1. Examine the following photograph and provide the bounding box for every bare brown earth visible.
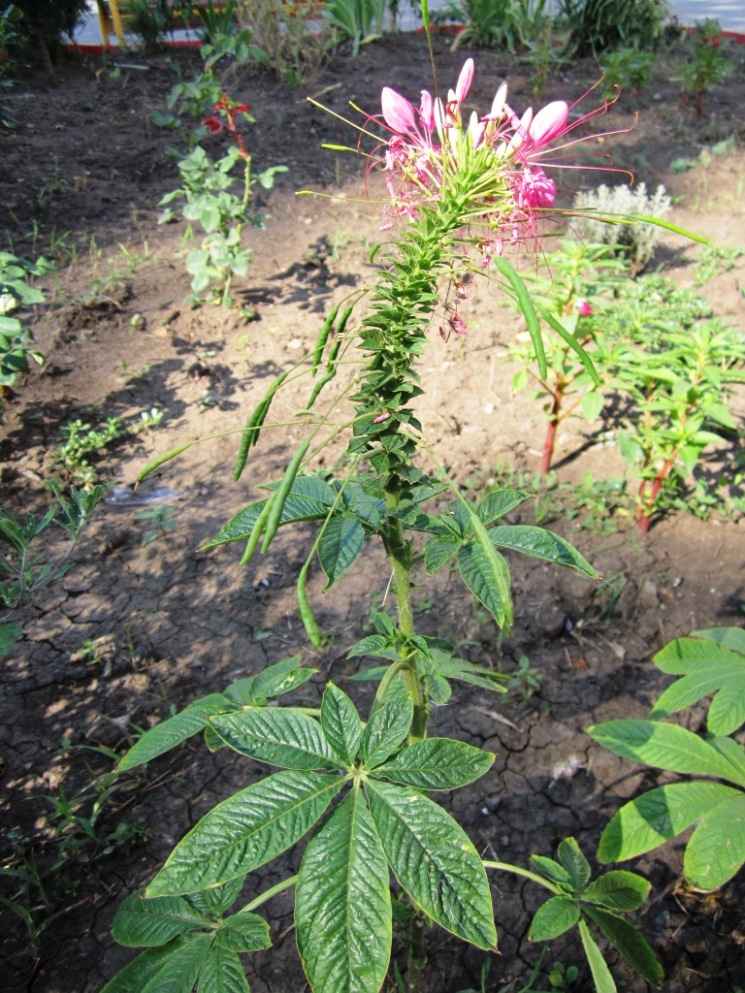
[1,29,745,993]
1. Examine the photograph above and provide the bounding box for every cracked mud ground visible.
[1,30,745,993]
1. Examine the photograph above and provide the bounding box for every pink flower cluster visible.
[377,60,609,257]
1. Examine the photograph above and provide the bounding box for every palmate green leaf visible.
[117,695,236,773]
[458,541,512,630]
[318,513,366,588]
[197,944,250,993]
[582,871,650,912]
[583,907,663,987]
[587,719,745,787]
[578,919,616,993]
[557,838,590,890]
[366,780,497,950]
[201,477,335,550]
[597,781,742,863]
[214,912,271,953]
[296,787,391,993]
[651,633,745,735]
[147,771,344,897]
[120,934,213,993]
[488,525,596,577]
[374,738,494,790]
[684,792,745,890]
[359,698,413,768]
[321,683,363,765]
[113,892,211,947]
[209,709,343,771]
[528,897,580,941]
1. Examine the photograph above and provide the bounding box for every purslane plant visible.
[108,50,666,993]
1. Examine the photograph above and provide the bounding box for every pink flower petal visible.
[419,90,435,132]
[528,101,569,149]
[382,87,418,135]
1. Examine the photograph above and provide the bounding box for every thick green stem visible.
[383,481,428,742]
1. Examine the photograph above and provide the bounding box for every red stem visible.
[636,457,675,533]
[540,382,565,477]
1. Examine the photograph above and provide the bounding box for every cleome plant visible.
[105,20,706,993]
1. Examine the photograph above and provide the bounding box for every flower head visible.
[373,62,620,251]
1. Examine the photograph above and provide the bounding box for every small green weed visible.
[134,505,179,545]
[693,244,743,286]
[54,408,164,483]
[508,654,543,699]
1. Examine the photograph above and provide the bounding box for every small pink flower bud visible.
[488,81,508,121]
[455,59,475,104]
[574,298,593,316]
